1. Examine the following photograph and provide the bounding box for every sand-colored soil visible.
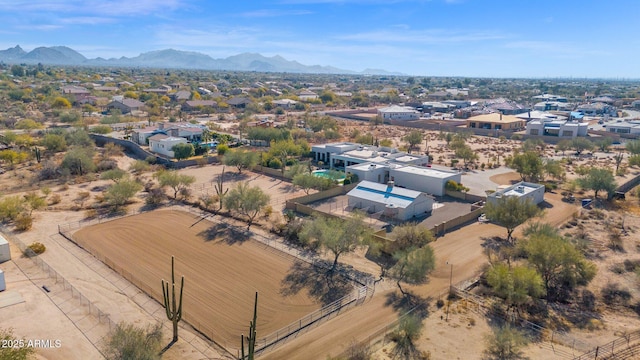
[72,210,320,351]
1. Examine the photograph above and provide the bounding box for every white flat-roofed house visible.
[273,99,298,109]
[347,180,434,221]
[526,119,588,138]
[487,182,545,206]
[377,105,420,121]
[606,121,640,136]
[346,163,460,197]
[148,134,188,158]
[389,166,461,197]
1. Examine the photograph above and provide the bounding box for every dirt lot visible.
[72,209,320,352]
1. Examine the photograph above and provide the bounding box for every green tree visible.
[65,129,95,147]
[15,119,43,130]
[483,325,528,360]
[577,167,616,199]
[389,314,425,360]
[390,224,434,252]
[596,137,613,153]
[223,149,259,174]
[484,197,542,244]
[268,139,303,175]
[105,179,142,212]
[223,182,270,229]
[544,159,565,181]
[292,173,333,194]
[41,134,67,152]
[301,213,371,273]
[455,144,479,168]
[23,192,46,216]
[59,111,82,124]
[486,263,545,312]
[0,328,36,360]
[102,322,162,360]
[171,143,194,160]
[506,151,544,182]
[101,168,128,183]
[571,137,594,155]
[389,246,436,296]
[60,147,96,175]
[51,96,71,108]
[154,170,196,199]
[0,150,28,168]
[524,233,597,301]
[625,139,640,155]
[403,131,423,154]
[555,139,572,156]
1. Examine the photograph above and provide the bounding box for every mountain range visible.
[0,45,403,76]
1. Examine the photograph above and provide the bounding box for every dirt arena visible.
[72,210,320,352]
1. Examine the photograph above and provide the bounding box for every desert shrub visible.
[436,299,445,308]
[38,160,58,180]
[624,259,640,272]
[511,134,522,140]
[48,194,61,205]
[608,228,624,251]
[96,159,118,172]
[263,205,273,218]
[601,283,632,307]
[27,241,46,254]
[178,187,191,200]
[217,144,229,155]
[14,213,33,231]
[579,289,597,312]
[130,160,151,174]
[145,188,166,207]
[84,209,98,219]
[144,156,157,164]
[90,125,112,134]
[195,157,208,167]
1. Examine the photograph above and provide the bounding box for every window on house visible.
[562,130,573,137]
[530,129,539,135]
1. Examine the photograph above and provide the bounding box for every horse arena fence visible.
[58,204,375,357]
[3,228,117,358]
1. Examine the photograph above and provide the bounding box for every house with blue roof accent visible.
[346,180,434,221]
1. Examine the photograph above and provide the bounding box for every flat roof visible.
[347,180,425,208]
[467,113,524,124]
[392,165,458,179]
[0,234,7,245]
[491,182,543,198]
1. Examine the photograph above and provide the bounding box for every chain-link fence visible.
[4,229,117,358]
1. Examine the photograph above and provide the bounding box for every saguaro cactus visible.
[241,292,258,360]
[33,147,41,163]
[162,256,184,342]
[215,166,229,212]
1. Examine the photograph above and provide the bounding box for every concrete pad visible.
[0,290,25,309]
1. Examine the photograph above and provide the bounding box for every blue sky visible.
[1,0,639,78]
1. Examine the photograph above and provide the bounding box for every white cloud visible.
[335,28,508,43]
[0,0,188,16]
[239,9,313,18]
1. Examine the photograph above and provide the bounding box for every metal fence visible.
[251,285,373,357]
[58,203,376,357]
[4,228,117,358]
[451,286,587,359]
[572,330,640,360]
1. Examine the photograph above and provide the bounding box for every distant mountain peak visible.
[0,45,404,76]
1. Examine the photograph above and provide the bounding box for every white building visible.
[377,105,420,121]
[148,134,188,158]
[526,120,588,138]
[0,234,10,263]
[487,182,545,206]
[389,166,461,197]
[347,181,434,221]
[606,121,640,136]
[311,142,430,170]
